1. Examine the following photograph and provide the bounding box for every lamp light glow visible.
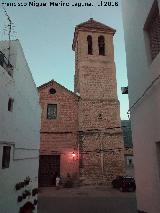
[72,152,76,158]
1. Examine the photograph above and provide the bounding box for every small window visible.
[47,104,57,119]
[144,0,160,60]
[98,36,105,56]
[2,146,11,169]
[98,113,102,120]
[49,88,56,95]
[8,98,14,112]
[87,35,93,55]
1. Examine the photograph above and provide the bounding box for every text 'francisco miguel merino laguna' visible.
[2,1,75,7]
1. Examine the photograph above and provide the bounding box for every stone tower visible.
[72,18,124,184]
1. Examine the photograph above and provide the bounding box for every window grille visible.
[47,104,57,119]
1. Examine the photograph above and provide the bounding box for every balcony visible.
[0,51,13,77]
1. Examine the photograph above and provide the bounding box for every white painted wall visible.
[122,1,160,212]
[0,40,41,213]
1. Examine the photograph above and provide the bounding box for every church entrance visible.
[38,155,60,187]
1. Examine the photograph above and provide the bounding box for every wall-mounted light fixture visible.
[72,152,76,158]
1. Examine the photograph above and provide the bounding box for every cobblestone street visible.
[38,186,137,213]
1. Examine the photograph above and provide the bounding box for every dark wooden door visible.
[38,155,60,187]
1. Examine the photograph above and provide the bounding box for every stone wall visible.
[79,132,124,184]
[73,20,125,184]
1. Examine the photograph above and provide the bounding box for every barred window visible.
[144,0,160,60]
[47,104,57,119]
[2,146,11,169]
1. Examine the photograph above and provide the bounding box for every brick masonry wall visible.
[39,83,78,133]
[39,81,79,177]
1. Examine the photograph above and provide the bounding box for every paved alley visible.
[38,186,137,213]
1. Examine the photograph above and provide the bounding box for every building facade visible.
[121,120,134,177]
[0,40,41,213]
[39,19,125,186]
[38,80,79,186]
[122,0,160,212]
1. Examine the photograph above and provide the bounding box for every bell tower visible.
[73,18,124,184]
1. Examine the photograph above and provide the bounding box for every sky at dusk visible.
[0,0,129,119]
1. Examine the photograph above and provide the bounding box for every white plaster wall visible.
[0,40,41,213]
[122,1,160,212]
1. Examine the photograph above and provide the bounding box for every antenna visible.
[2,6,14,65]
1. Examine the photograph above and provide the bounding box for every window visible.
[2,146,11,169]
[8,98,14,112]
[144,0,160,60]
[47,104,57,119]
[49,88,56,95]
[87,35,93,55]
[98,36,105,55]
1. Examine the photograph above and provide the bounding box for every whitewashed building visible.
[0,40,41,213]
[122,0,160,212]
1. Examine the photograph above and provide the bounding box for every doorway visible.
[38,155,60,187]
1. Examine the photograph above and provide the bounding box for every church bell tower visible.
[72,18,125,184]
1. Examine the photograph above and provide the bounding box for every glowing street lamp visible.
[72,152,76,158]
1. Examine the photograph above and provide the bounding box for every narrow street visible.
[38,186,137,213]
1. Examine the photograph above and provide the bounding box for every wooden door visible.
[38,155,60,187]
